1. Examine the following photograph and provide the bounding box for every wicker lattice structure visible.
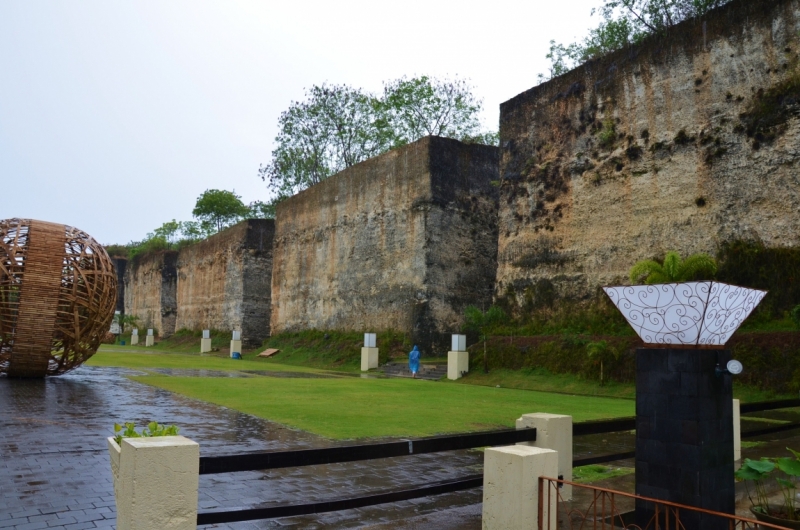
[0,218,117,377]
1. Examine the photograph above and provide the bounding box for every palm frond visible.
[677,253,717,281]
[629,260,663,283]
[662,251,682,281]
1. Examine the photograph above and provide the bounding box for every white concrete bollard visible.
[361,333,379,371]
[230,330,242,358]
[200,330,211,354]
[447,351,469,380]
[361,348,379,371]
[733,398,741,461]
[517,413,573,500]
[482,445,558,530]
[131,329,139,346]
[145,329,154,347]
[447,334,468,380]
[107,436,199,530]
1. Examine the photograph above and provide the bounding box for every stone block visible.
[635,348,734,530]
[145,335,154,347]
[447,350,469,380]
[361,347,379,371]
[230,339,242,357]
[200,338,212,354]
[482,445,557,530]
[108,435,199,530]
[516,412,573,500]
[131,334,139,345]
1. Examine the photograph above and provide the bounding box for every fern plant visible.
[629,251,717,284]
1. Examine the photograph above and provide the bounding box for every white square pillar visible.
[130,332,139,346]
[517,412,573,500]
[447,351,469,380]
[733,398,741,461]
[482,445,558,530]
[361,347,379,371]
[145,336,154,347]
[108,436,199,530]
[200,330,211,353]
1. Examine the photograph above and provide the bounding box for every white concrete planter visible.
[107,437,122,499]
[107,435,199,530]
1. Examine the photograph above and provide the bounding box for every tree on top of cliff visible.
[381,76,496,148]
[192,189,250,233]
[259,76,496,197]
[629,251,718,284]
[540,0,731,80]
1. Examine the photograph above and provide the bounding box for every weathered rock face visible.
[124,251,177,336]
[112,258,126,314]
[175,220,274,347]
[497,0,800,306]
[271,136,499,352]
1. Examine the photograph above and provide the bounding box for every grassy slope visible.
[130,374,635,440]
[457,368,791,402]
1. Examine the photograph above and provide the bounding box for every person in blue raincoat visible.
[408,345,421,379]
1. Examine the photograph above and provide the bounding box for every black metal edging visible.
[199,427,536,475]
[196,474,484,525]
[740,398,800,414]
[573,451,637,467]
[742,423,800,438]
[573,417,636,436]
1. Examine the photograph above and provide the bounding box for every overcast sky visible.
[1,0,600,245]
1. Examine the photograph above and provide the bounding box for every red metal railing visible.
[538,477,790,530]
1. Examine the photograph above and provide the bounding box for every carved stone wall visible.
[497,0,800,305]
[175,220,273,347]
[270,136,499,352]
[124,251,177,336]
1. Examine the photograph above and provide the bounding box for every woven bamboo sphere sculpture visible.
[0,218,117,377]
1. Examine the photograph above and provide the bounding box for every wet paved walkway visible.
[0,366,485,529]
[5,364,794,529]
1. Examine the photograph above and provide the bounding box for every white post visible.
[517,413,573,500]
[131,329,139,346]
[200,330,211,354]
[361,333,379,371]
[107,436,199,530]
[230,330,242,358]
[733,398,741,461]
[447,334,469,380]
[482,445,558,530]
[145,329,154,347]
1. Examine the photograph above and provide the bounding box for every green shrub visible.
[113,421,179,445]
[717,240,800,317]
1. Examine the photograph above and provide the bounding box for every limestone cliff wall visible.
[124,251,177,336]
[497,0,800,304]
[112,258,126,314]
[271,136,499,351]
[175,219,273,346]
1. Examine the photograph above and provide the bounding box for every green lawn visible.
[89,348,321,373]
[130,373,635,440]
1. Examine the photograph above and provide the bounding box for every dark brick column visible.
[635,347,734,530]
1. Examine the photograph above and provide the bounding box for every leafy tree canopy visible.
[629,250,717,284]
[260,76,496,197]
[540,0,731,80]
[192,189,250,233]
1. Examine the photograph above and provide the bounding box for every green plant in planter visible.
[735,448,800,521]
[113,421,180,445]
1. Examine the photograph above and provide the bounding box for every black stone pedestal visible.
[635,348,734,530]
